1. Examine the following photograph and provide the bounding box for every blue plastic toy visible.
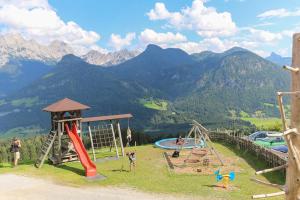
[214,170,235,188]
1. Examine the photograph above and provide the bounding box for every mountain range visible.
[0,43,290,136]
[0,34,138,97]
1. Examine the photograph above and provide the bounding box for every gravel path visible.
[0,174,199,200]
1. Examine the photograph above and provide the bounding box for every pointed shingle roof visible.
[43,98,90,112]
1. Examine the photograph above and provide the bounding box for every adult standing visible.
[10,137,21,167]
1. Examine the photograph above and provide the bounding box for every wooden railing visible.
[208,131,287,169]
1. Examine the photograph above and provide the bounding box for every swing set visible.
[82,114,133,162]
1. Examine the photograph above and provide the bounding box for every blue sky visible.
[1,0,300,56]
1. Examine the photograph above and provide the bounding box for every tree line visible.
[0,129,170,164]
[0,122,279,164]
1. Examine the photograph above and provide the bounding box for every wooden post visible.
[88,123,96,162]
[58,122,62,163]
[277,93,288,130]
[116,121,125,157]
[79,120,83,140]
[186,126,195,139]
[285,33,300,200]
[111,124,119,159]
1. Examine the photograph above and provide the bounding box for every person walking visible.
[10,137,21,167]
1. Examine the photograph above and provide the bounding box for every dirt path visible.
[0,174,199,200]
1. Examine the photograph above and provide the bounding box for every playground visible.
[0,97,286,200]
[0,144,284,200]
[2,34,300,199]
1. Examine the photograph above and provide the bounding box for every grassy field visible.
[241,117,283,130]
[140,99,168,111]
[0,143,284,200]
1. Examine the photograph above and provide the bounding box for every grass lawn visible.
[0,143,284,200]
[241,117,283,130]
[140,99,168,111]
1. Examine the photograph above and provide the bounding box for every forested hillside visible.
[0,45,290,135]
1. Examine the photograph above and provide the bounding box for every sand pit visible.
[165,148,242,175]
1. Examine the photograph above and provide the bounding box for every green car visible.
[254,137,286,148]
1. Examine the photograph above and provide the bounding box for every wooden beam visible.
[255,164,288,175]
[116,121,125,157]
[111,124,119,159]
[54,118,82,123]
[277,93,288,130]
[283,128,299,136]
[82,114,133,123]
[278,91,300,96]
[252,191,285,199]
[251,178,285,190]
[283,65,300,73]
[58,122,62,163]
[192,120,209,132]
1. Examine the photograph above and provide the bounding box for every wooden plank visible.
[82,114,133,123]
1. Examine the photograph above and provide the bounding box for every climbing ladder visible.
[35,131,57,168]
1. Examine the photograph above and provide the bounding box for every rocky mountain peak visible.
[82,48,140,66]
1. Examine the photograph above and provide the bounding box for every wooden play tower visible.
[252,33,300,199]
[35,98,90,168]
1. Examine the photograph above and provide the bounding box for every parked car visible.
[254,137,286,148]
[271,145,288,153]
[248,131,282,141]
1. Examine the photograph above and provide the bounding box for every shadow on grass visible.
[0,160,35,168]
[203,184,218,188]
[19,160,35,165]
[215,141,285,185]
[57,164,85,176]
[111,168,130,173]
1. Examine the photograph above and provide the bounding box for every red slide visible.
[65,123,97,177]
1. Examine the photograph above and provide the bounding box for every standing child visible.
[126,151,136,172]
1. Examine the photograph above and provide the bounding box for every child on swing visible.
[126,151,136,172]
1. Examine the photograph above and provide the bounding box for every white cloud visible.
[258,8,300,19]
[139,29,187,45]
[169,37,237,54]
[170,36,268,56]
[199,37,237,52]
[248,28,282,43]
[277,48,289,57]
[0,0,102,54]
[109,32,136,51]
[252,50,269,57]
[147,0,237,37]
[170,41,203,54]
[137,27,283,57]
